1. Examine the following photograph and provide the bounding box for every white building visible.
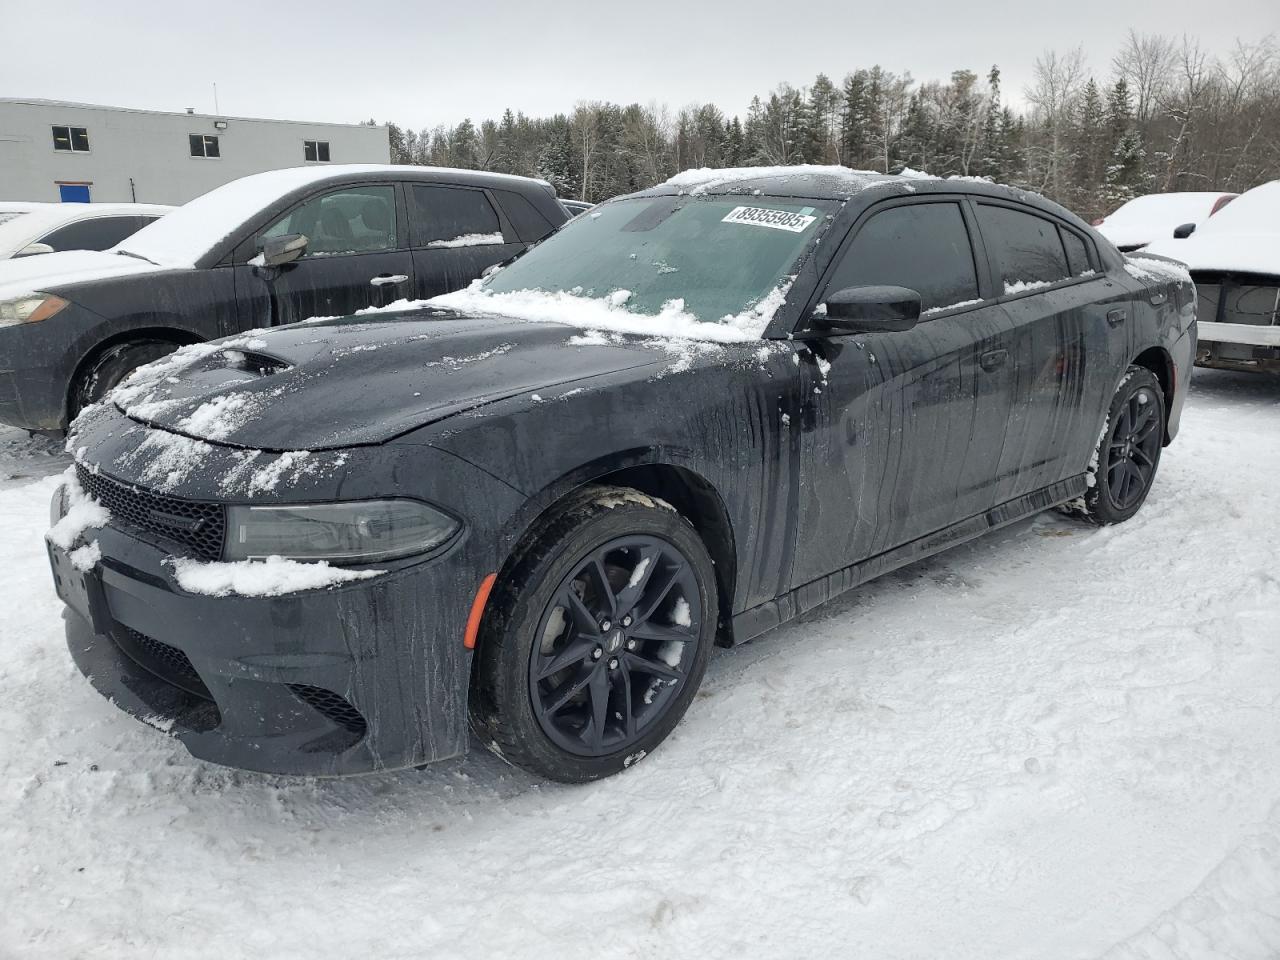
[0,98,391,205]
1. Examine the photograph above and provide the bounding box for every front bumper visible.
[50,522,479,775]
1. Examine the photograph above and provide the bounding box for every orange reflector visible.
[463,573,497,650]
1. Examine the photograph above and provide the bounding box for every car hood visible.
[0,249,169,300]
[1144,232,1279,277]
[113,309,665,450]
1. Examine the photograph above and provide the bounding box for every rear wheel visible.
[470,485,717,782]
[69,340,182,422]
[1061,365,1165,525]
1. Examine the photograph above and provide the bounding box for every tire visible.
[1060,365,1165,525]
[69,340,182,422]
[470,484,718,782]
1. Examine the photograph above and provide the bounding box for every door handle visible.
[370,274,409,287]
[1148,292,1167,306]
[979,348,1008,371]
[1107,308,1127,326]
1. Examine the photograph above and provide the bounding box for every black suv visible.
[0,165,568,432]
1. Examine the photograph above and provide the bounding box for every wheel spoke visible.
[535,637,597,681]
[618,660,637,739]
[543,668,593,716]
[629,620,696,645]
[635,560,685,623]
[586,665,610,751]
[624,650,682,681]
[1133,414,1160,443]
[613,543,661,616]
[562,590,602,638]
[1130,446,1154,469]
[583,555,617,619]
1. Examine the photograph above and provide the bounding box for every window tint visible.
[304,140,331,162]
[38,216,144,252]
[825,201,979,312]
[1060,227,1091,275]
[190,134,220,158]
[262,185,398,256]
[52,126,90,152]
[977,203,1071,292]
[410,186,502,246]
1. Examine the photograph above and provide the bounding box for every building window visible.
[190,134,221,158]
[304,140,331,162]
[52,126,90,152]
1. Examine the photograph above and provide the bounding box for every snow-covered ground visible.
[2,370,1278,959]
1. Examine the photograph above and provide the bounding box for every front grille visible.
[78,465,225,561]
[288,684,368,736]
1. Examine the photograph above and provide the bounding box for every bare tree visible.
[1026,46,1087,197]
[1113,30,1177,123]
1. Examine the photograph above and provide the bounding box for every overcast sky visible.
[3,0,1276,130]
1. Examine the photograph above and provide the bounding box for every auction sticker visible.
[722,206,817,233]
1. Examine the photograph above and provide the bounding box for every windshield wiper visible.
[115,249,159,265]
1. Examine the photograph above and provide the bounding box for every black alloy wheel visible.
[1062,365,1166,525]
[529,535,702,757]
[470,485,717,782]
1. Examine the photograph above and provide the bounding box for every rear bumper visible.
[49,521,477,776]
[1195,321,1280,373]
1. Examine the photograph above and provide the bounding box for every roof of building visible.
[0,97,386,130]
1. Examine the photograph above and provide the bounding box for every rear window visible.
[39,216,147,253]
[1060,228,1092,275]
[495,190,556,243]
[411,186,503,246]
[977,203,1071,292]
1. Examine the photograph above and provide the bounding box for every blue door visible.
[58,183,91,203]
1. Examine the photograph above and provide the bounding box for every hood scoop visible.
[219,347,294,378]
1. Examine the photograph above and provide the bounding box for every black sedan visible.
[49,168,1195,782]
[0,165,567,433]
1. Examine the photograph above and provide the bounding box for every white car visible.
[0,202,173,260]
[1145,180,1279,372]
[1094,192,1237,252]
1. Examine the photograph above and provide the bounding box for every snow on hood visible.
[426,281,785,342]
[1096,192,1230,249]
[1143,181,1280,275]
[104,311,670,450]
[0,249,164,301]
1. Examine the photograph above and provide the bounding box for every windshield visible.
[484,195,834,325]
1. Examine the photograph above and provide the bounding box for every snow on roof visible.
[115,164,547,269]
[1144,181,1279,275]
[663,164,889,195]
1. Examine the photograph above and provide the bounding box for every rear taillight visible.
[1209,194,1237,216]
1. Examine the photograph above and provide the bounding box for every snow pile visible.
[665,164,879,195]
[46,468,109,550]
[68,541,101,572]
[1123,255,1193,285]
[1004,279,1053,295]
[429,280,787,342]
[176,392,269,442]
[170,555,383,598]
[922,298,983,317]
[426,232,504,249]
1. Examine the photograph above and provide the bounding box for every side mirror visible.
[1172,222,1196,239]
[13,242,55,258]
[256,233,308,268]
[815,285,921,334]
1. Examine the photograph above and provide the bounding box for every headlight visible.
[0,294,69,327]
[224,499,459,563]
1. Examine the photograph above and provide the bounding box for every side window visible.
[262,185,398,256]
[976,203,1071,292]
[825,201,979,313]
[38,216,144,252]
[410,185,503,247]
[1060,227,1092,276]
[494,190,555,243]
